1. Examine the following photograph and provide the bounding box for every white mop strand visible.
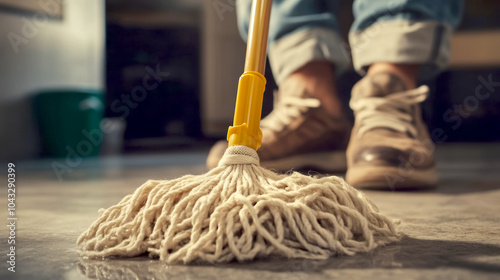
[77,145,400,264]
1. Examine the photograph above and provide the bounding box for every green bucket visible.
[33,90,105,158]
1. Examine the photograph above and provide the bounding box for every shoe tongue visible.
[352,73,408,100]
[280,77,312,99]
[273,79,310,107]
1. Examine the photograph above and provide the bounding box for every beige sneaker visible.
[207,77,351,172]
[346,73,437,190]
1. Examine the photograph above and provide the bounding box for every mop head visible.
[78,145,400,264]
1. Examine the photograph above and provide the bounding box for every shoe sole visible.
[261,150,347,172]
[346,165,438,190]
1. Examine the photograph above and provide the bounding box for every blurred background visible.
[0,0,499,163]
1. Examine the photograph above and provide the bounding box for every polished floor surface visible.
[1,143,500,280]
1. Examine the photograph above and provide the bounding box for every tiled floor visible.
[1,143,499,280]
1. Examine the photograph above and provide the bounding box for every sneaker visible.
[346,73,437,190]
[207,77,351,172]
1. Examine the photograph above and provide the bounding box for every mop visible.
[77,0,400,264]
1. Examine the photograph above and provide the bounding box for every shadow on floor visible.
[76,236,500,279]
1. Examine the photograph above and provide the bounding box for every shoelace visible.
[260,91,321,131]
[349,85,429,138]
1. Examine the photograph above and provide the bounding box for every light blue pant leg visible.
[349,0,465,79]
[236,0,347,85]
[236,0,464,82]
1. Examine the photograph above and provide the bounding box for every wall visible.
[0,0,105,161]
[201,1,247,137]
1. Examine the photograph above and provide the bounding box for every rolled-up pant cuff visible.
[268,28,349,85]
[349,20,453,80]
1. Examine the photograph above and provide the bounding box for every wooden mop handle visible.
[227,0,272,150]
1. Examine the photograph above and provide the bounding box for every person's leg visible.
[346,0,465,189]
[350,0,464,79]
[236,0,347,115]
[208,0,350,171]
[237,0,346,81]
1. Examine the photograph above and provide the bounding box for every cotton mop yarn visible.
[78,145,401,264]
